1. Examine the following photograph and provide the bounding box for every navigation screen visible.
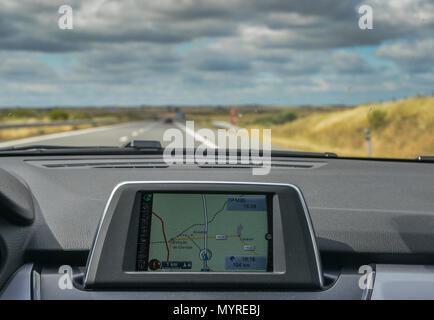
[136,192,272,272]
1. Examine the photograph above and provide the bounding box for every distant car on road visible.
[164,117,173,124]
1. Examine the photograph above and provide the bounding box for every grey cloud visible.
[197,58,251,72]
[0,0,433,52]
[0,56,58,81]
[0,0,432,106]
[331,51,374,74]
[375,38,434,72]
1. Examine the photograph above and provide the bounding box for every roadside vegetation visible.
[0,124,101,141]
[0,107,157,142]
[0,107,147,123]
[0,96,432,159]
[184,95,434,159]
[262,96,433,158]
[249,110,298,125]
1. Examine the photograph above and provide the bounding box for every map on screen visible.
[142,193,271,272]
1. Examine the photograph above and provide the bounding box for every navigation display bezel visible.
[84,181,324,289]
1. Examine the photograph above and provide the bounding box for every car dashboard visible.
[0,153,434,300]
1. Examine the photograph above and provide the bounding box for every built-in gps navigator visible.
[137,193,272,272]
[84,181,323,289]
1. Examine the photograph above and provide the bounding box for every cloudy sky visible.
[0,0,433,107]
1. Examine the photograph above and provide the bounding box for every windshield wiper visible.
[271,150,338,158]
[121,140,162,149]
[0,141,334,158]
[0,145,114,152]
[0,140,163,154]
[416,156,434,162]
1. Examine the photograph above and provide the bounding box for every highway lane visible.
[0,120,285,150]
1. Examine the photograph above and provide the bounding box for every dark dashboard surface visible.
[1,154,433,262]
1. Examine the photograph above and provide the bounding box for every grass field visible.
[0,123,105,141]
[269,97,434,158]
[185,96,434,159]
[0,107,163,142]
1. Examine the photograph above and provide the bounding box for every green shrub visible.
[368,109,387,129]
[7,109,37,118]
[253,110,298,125]
[124,112,144,120]
[47,109,70,121]
[73,112,92,120]
[272,110,298,124]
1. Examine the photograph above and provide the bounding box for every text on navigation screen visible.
[136,193,272,272]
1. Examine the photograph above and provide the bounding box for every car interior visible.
[0,148,433,300]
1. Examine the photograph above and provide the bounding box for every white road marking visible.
[175,122,218,149]
[139,128,145,133]
[131,131,138,137]
[119,136,129,143]
[0,124,126,148]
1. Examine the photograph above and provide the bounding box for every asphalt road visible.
[0,120,285,150]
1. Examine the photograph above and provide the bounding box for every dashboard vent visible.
[199,162,316,169]
[26,159,326,170]
[26,159,169,169]
[48,162,169,169]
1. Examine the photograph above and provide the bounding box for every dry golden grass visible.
[0,123,99,141]
[186,97,434,159]
[264,97,434,158]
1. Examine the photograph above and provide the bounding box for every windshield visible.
[0,1,433,159]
